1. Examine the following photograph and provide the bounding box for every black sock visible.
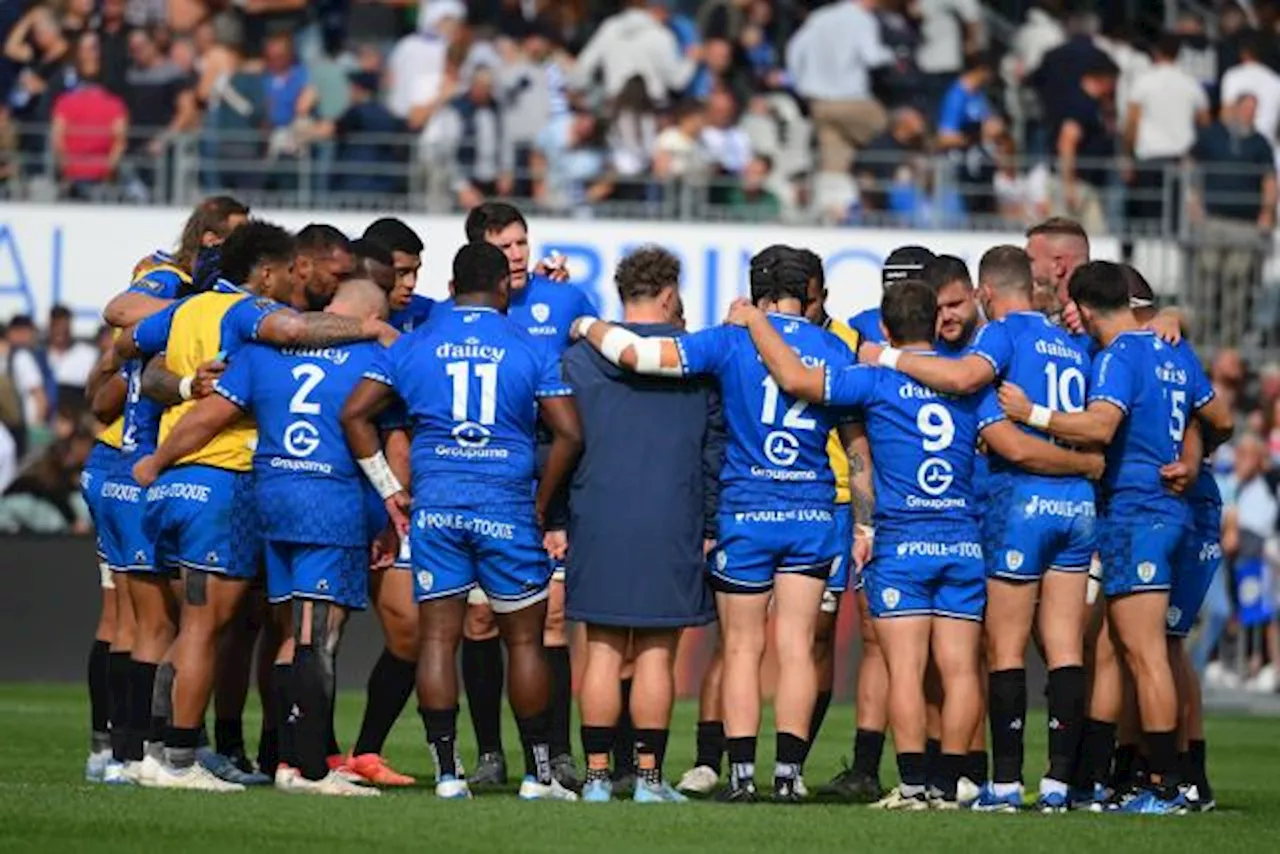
[88,640,111,751]
[988,668,1027,784]
[127,660,157,762]
[1074,718,1117,789]
[545,645,572,758]
[215,717,244,758]
[726,736,757,788]
[924,738,942,785]
[695,720,725,772]
[803,690,833,765]
[108,651,131,760]
[1113,742,1139,789]
[581,725,614,783]
[614,678,635,775]
[965,750,989,786]
[853,728,885,779]
[774,731,806,782]
[932,753,966,800]
[1144,730,1181,794]
[1189,739,1211,800]
[634,727,669,784]
[420,706,461,780]
[516,709,552,784]
[267,663,294,772]
[896,751,926,789]
[353,648,416,757]
[293,647,330,782]
[1046,665,1085,785]
[462,637,505,755]
[164,725,200,769]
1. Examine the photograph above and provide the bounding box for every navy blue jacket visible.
[562,322,723,628]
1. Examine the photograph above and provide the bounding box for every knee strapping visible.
[152,661,176,722]
[293,600,342,680]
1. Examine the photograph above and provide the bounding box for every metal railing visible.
[3,121,1278,360]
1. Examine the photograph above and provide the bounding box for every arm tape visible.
[357,451,404,500]
[178,375,194,401]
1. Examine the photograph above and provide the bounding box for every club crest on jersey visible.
[1005,550,1024,571]
[715,550,727,571]
[316,578,329,592]
[1166,606,1181,628]
[881,588,900,609]
[206,551,220,565]
[532,303,551,324]
[1137,561,1156,584]
[417,570,433,592]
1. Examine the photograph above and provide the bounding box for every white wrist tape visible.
[357,451,404,500]
[634,336,683,376]
[878,347,902,371]
[575,317,597,339]
[599,325,639,365]
[856,524,875,538]
[178,375,195,401]
[1028,404,1053,429]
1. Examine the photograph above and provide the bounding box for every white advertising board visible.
[0,204,1121,334]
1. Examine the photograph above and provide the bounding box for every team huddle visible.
[78,199,1226,815]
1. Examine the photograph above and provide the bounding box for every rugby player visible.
[364,217,431,332]
[847,245,936,348]
[675,246,869,800]
[134,277,394,797]
[574,250,855,803]
[339,225,422,786]
[730,280,1102,809]
[91,198,251,785]
[292,225,357,311]
[871,246,1098,811]
[1116,265,1232,810]
[459,202,596,788]
[119,221,396,791]
[342,241,583,801]
[998,261,1207,814]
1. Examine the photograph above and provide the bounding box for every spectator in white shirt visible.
[785,0,892,176]
[4,316,48,434]
[1221,33,1280,164]
[572,0,697,109]
[1124,34,1211,227]
[700,88,752,178]
[916,0,984,111]
[385,0,465,127]
[45,306,98,409]
[653,99,709,182]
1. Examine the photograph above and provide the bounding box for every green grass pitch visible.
[1,684,1277,852]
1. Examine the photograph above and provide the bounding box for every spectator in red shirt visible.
[50,33,128,196]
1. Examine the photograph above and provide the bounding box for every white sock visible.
[993,781,1022,797]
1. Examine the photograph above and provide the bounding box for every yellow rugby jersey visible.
[824,317,861,505]
[136,283,284,471]
[97,417,124,449]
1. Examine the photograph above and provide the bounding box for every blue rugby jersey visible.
[824,357,995,536]
[365,305,572,510]
[677,314,855,511]
[214,341,386,546]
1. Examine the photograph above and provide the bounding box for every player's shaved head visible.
[452,241,511,301]
[978,245,1033,298]
[881,280,937,345]
[328,277,388,321]
[1026,217,1090,312]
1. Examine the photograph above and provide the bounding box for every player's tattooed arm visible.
[571,317,682,376]
[981,420,1105,480]
[841,422,875,526]
[259,310,399,349]
[132,395,242,487]
[725,298,826,402]
[535,396,583,529]
[141,353,184,405]
[890,351,995,396]
[998,382,1121,446]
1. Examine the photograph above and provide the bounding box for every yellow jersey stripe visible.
[824,318,860,505]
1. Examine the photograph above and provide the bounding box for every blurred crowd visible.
[0,308,109,534]
[0,1,1275,230]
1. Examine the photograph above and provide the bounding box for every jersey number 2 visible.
[290,364,325,414]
